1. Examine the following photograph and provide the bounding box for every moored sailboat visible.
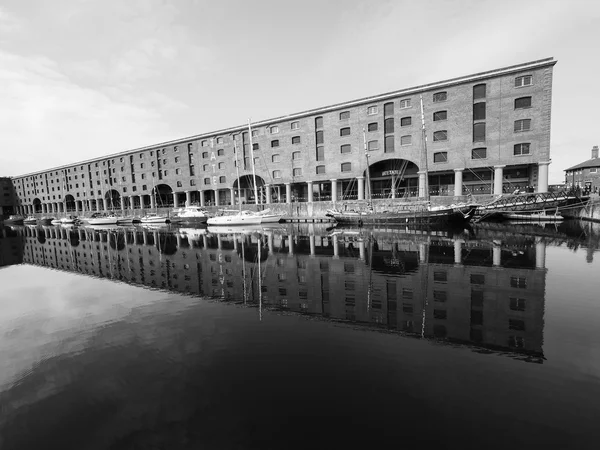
[326,95,478,226]
[140,178,170,224]
[207,120,283,226]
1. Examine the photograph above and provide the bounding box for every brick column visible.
[213,189,219,207]
[173,192,180,208]
[200,191,205,207]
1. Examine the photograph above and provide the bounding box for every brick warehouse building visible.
[564,145,600,194]
[8,58,556,216]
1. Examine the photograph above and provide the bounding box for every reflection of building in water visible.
[0,227,24,268]
[13,225,546,361]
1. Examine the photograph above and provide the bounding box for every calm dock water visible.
[0,221,599,449]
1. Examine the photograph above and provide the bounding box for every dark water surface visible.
[1,221,599,449]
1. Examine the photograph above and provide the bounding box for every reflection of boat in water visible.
[501,211,564,221]
[3,215,25,225]
[178,227,208,241]
[207,223,287,236]
[37,217,54,225]
[23,216,37,225]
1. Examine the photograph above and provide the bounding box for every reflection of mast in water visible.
[241,234,248,305]
[258,232,262,322]
[420,239,429,339]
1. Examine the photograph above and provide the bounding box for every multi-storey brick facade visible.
[8,58,556,216]
[2,225,547,359]
[564,145,600,194]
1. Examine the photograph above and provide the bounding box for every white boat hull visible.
[207,214,262,226]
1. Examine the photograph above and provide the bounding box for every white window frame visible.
[515,75,533,88]
[399,99,411,109]
[270,126,279,134]
[291,121,300,130]
[367,105,378,115]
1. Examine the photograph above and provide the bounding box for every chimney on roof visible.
[593,146,599,159]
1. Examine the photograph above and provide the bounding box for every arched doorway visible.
[33,198,42,214]
[152,184,173,207]
[64,194,76,212]
[367,158,420,199]
[105,189,121,210]
[234,175,267,205]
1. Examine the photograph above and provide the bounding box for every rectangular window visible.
[509,297,526,311]
[316,146,324,161]
[252,129,258,137]
[290,121,300,130]
[269,140,279,148]
[340,144,351,153]
[433,130,448,142]
[367,140,379,151]
[252,143,259,151]
[433,110,447,121]
[400,116,411,126]
[292,136,301,144]
[217,149,224,156]
[293,168,302,176]
[316,165,326,174]
[514,119,532,132]
[190,179,196,186]
[470,273,485,285]
[272,154,280,163]
[399,99,411,109]
[473,123,486,142]
[340,127,351,136]
[270,125,279,134]
[368,122,378,132]
[216,137,223,144]
[433,152,448,163]
[400,135,412,146]
[219,176,226,183]
[433,91,447,102]
[292,151,301,160]
[316,130,324,144]
[515,96,532,109]
[202,152,209,158]
[315,116,323,128]
[204,177,210,185]
[273,170,282,178]
[367,106,378,115]
[510,276,527,288]
[384,102,394,116]
[339,111,350,120]
[473,84,486,99]
[189,165,195,176]
[515,75,533,87]
[384,117,394,134]
[175,168,181,175]
[473,102,486,121]
[384,135,395,153]
[341,162,351,172]
[472,148,487,159]
[434,271,447,282]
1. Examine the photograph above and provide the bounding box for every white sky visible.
[1,0,599,184]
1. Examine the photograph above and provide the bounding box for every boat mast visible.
[233,136,242,213]
[248,119,260,206]
[363,128,372,203]
[419,94,430,202]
